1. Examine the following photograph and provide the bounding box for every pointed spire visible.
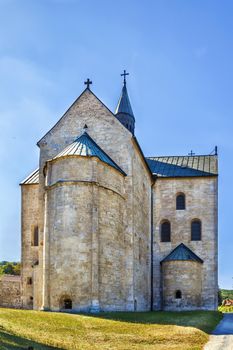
[115,70,135,134]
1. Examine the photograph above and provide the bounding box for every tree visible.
[2,262,14,275]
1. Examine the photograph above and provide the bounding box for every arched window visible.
[176,193,185,210]
[32,226,39,246]
[191,220,202,241]
[161,221,171,242]
[175,290,182,299]
[63,299,72,310]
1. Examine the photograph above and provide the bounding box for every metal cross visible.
[84,78,92,89]
[188,150,195,156]
[121,70,129,85]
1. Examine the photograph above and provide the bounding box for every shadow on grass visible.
[0,327,61,350]
[83,310,222,334]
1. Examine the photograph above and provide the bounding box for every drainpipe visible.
[150,186,153,311]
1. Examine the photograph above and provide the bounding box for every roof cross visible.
[188,150,195,156]
[121,70,129,85]
[84,78,92,89]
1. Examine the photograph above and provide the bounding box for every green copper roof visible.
[161,243,203,264]
[146,155,218,177]
[115,84,135,119]
[53,131,126,176]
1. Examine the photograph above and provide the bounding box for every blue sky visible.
[0,0,232,288]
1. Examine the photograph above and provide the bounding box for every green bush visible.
[0,262,21,276]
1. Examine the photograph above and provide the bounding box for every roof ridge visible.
[146,154,217,159]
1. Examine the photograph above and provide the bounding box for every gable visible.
[36,88,136,176]
[37,88,130,149]
[38,88,125,146]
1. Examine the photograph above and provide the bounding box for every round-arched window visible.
[191,219,202,241]
[63,299,72,310]
[176,194,185,210]
[161,221,171,242]
[175,290,182,299]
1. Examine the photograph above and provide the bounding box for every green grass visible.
[0,308,222,350]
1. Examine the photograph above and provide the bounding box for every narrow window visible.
[64,299,72,310]
[191,220,202,241]
[27,277,32,285]
[139,237,142,263]
[175,290,182,299]
[176,194,185,210]
[161,221,171,242]
[32,226,39,246]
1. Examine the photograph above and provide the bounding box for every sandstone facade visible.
[18,82,218,312]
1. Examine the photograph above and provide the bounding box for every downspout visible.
[150,178,156,311]
[150,184,154,311]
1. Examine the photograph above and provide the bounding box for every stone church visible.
[20,73,218,312]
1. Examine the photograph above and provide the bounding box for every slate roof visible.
[146,155,218,178]
[115,84,135,119]
[20,168,39,185]
[53,131,126,176]
[161,243,203,264]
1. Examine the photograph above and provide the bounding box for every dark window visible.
[27,277,32,285]
[64,299,72,309]
[176,194,185,210]
[175,290,182,299]
[161,221,171,242]
[191,220,202,241]
[32,226,39,246]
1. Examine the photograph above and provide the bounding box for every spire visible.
[115,70,135,135]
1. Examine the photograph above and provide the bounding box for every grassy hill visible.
[0,308,222,350]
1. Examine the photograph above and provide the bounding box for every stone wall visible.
[42,155,128,311]
[0,275,21,308]
[162,260,202,310]
[35,89,152,312]
[21,183,39,309]
[153,176,218,310]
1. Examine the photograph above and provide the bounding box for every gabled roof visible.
[53,131,126,176]
[146,155,218,178]
[161,243,203,264]
[115,84,135,119]
[20,168,39,185]
[37,88,119,147]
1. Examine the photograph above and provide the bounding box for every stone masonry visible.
[17,80,218,312]
[0,275,21,308]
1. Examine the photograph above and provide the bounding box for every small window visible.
[176,194,185,210]
[191,220,202,241]
[27,277,32,285]
[139,237,142,263]
[64,299,72,310]
[32,226,39,246]
[161,221,171,242]
[175,290,182,299]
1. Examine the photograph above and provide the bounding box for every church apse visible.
[41,131,127,312]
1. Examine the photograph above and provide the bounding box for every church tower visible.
[115,70,135,135]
